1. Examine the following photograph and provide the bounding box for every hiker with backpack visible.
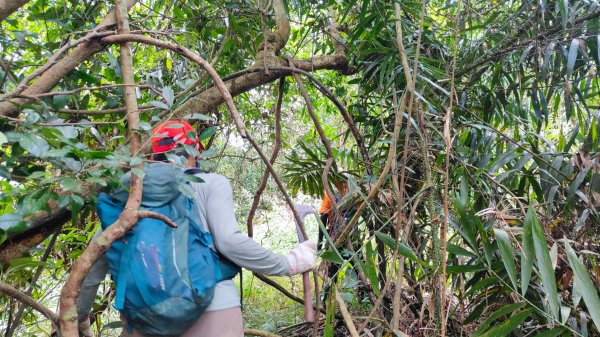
[77,120,317,337]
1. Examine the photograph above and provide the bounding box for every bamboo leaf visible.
[375,231,428,267]
[559,0,569,30]
[541,43,555,77]
[567,39,579,77]
[530,327,567,337]
[531,209,560,320]
[521,208,535,296]
[472,302,526,336]
[564,240,600,332]
[479,308,533,337]
[494,229,519,291]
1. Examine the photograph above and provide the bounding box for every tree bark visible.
[0,0,138,118]
[0,0,29,22]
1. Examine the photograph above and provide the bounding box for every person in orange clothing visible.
[318,178,349,250]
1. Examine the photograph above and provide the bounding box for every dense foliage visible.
[1,0,599,336]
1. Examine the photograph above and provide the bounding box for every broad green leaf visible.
[199,126,217,141]
[131,168,146,180]
[150,100,170,110]
[163,87,174,106]
[0,213,25,232]
[60,178,83,193]
[494,229,518,291]
[19,133,49,157]
[447,243,476,257]
[479,309,532,337]
[521,208,535,296]
[564,240,600,332]
[531,209,560,320]
[320,251,344,264]
[183,113,215,122]
[0,131,7,146]
[473,302,526,336]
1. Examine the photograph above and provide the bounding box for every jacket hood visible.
[111,163,186,207]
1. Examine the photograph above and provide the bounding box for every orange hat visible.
[151,120,203,153]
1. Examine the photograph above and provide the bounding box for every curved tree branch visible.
[0,0,138,118]
[0,283,59,324]
[0,0,29,22]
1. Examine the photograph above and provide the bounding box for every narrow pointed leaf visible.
[479,309,533,337]
[564,240,600,332]
[472,302,526,336]
[494,229,519,291]
[531,210,560,320]
[567,39,579,77]
[530,328,567,337]
[521,208,535,296]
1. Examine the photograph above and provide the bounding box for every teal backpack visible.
[97,163,239,336]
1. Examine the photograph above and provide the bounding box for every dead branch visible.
[391,1,425,331]
[0,283,58,324]
[335,288,360,337]
[246,78,284,237]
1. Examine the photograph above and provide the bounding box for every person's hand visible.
[295,204,316,221]
[286,240,317,274]
[78,318,93,337]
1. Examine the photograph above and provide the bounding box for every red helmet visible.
[151,120,204,153]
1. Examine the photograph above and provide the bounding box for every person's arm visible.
[197,174,314,277]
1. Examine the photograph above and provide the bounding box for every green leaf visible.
[473,302,526,336]
[529,328,567,337]
[0,131,7,146]
[178,182,195,198]
[478,309,533,337]
[566,39,579,77]
[494,229,519,291]
[150,101,170,110]
[162,87,174,106]
[375,231,428,267]
[447,243,476,257]
[558,0,569,30]
[70,194,85,213]
[320,250,344,264]
[131,168,145,180]
[564,240,600,332]
[199,126,216,141]
[0,213,25,232]
[531,209,560,320]
[60,178,83,193]
[19,133,49,157]
[183,113,215,122]
[521,208,535,296]
[183,174,204,183]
